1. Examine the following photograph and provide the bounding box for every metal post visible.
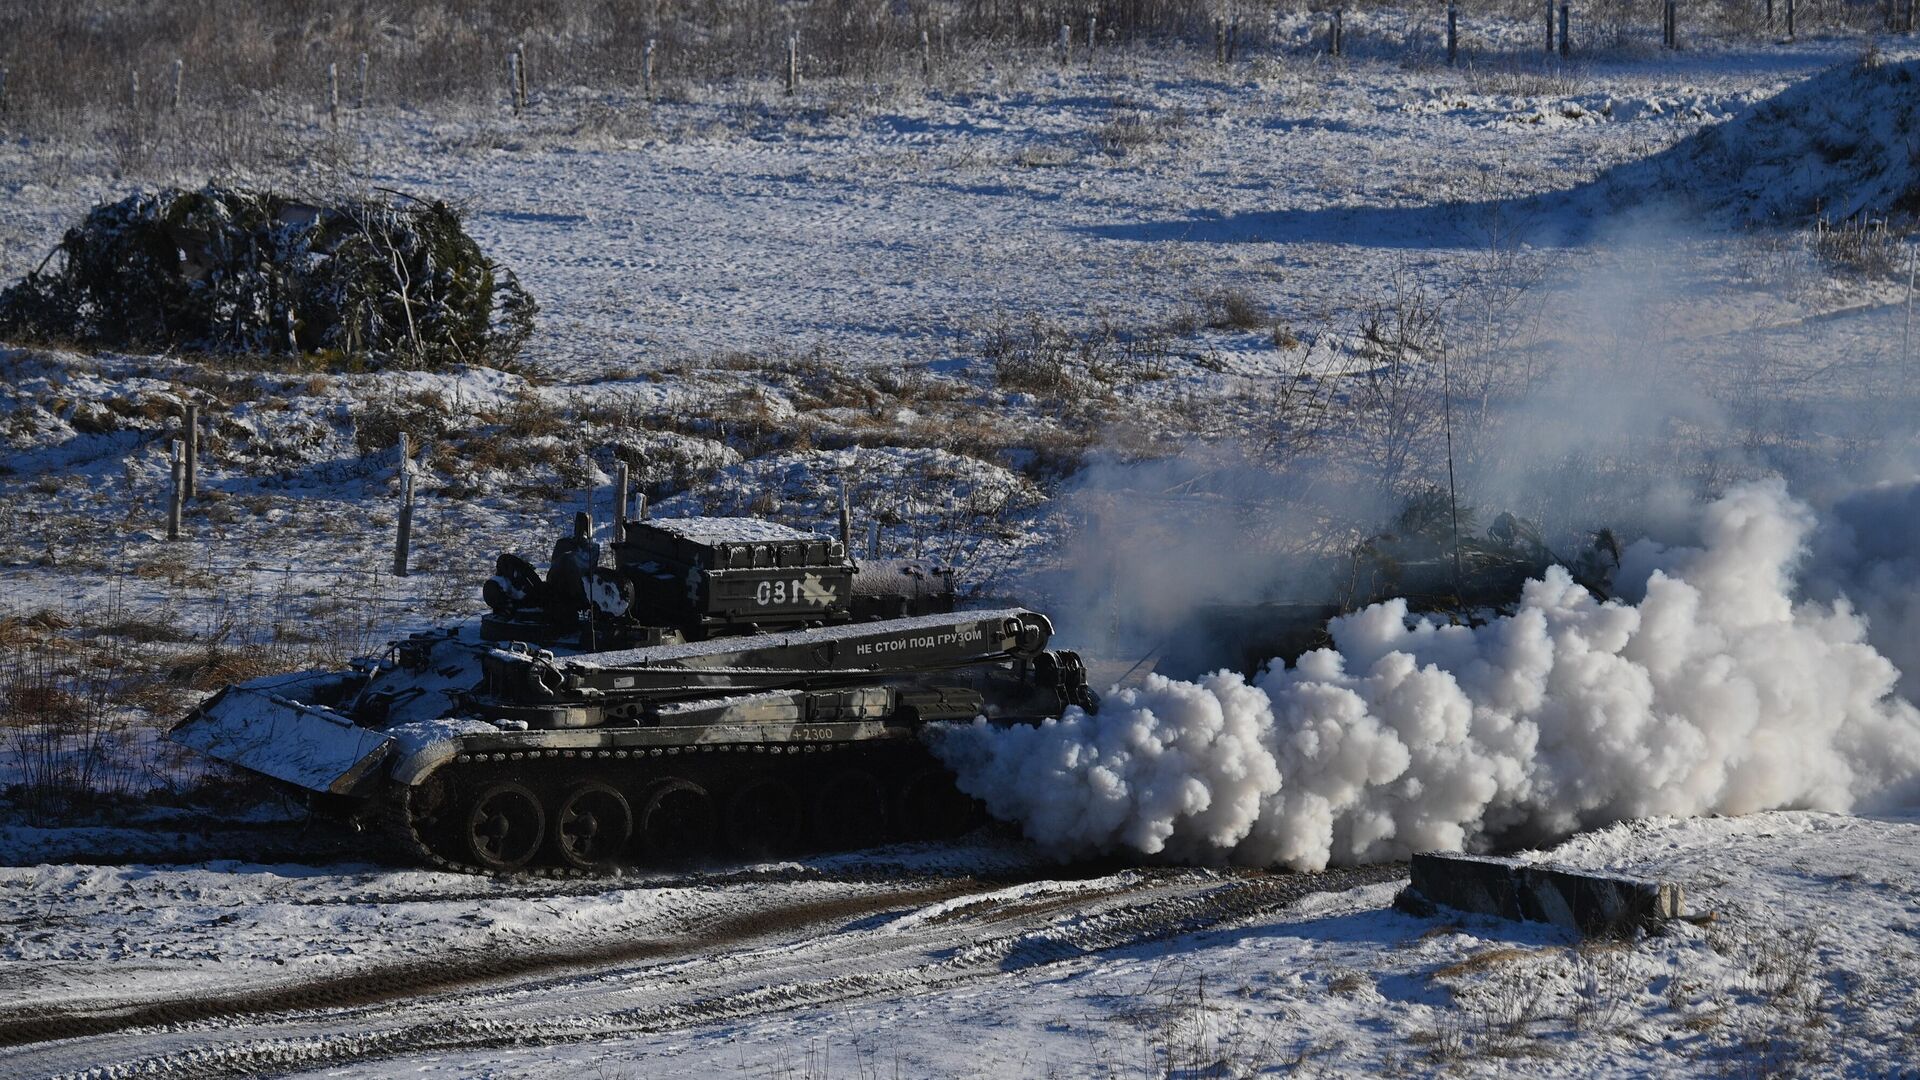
[614,461,630,543]
[167,440,183,541]
[183,402,199,500]
[394,433,412,576]
[838,491,852,549]
[1903,241,1915,378]
[1559,4,1569,57]
[394,474,414,577]
[1447,4,1458,65]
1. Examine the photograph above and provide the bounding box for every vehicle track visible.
[10,863,1404,1080]
[0,879,977,1052]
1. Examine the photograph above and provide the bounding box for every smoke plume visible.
[931,479,1920,869]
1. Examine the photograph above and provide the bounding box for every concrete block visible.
[1399,851,1684,936]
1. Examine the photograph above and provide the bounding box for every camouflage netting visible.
[0,185,537,368]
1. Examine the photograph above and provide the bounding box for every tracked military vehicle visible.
[172,514,1096,874]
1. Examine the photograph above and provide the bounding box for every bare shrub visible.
[1198,286,1266,331]
[1810,216,1910,278]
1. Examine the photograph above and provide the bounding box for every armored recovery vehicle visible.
[172,514,1097,874]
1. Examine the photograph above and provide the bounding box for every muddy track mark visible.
[0,879,981,1050]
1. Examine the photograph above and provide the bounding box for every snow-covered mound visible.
[1630,56,1920,224]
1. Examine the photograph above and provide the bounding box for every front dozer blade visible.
[171,685,393,796]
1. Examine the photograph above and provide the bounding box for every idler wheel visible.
[636,778,716,863]
[463,781,546,872]
[811,769,889,851]
[724,778,804,858]
[895,767,982,841]
[553,782,633,871]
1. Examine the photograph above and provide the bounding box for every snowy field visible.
[5,8,1920,1078]
[1,812,1915,1077]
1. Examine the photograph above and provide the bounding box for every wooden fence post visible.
[393,433,413,577]
[614,460,630,543]
[167,440,184,541]
[130,69,140,112]
[786,35,798,94]
[1330,10,1343,56]
[921,29,932,80]
[515,43,529,107]
[183,402,199,500]
[327,61,339,126]
[508,50,522,113]
[1059,22,1072,65]
[1559,4,1570,56]
[1088,15,1098,55]
[170,59,183,112]
[1447,3,1458,64]
[0,68,9,116]
[1545,0,1555,52]
[643,38,656,100]
[356,52,369,109]
[1786,0,1794,37]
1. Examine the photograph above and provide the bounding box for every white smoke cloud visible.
[930,479,1920,870]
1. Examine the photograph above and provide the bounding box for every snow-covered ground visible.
[4,13,1920,1079]
[0,811,1913,1078]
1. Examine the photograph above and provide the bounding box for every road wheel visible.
[464,781,546,872]
[553,782,633,872]
[895,767,982,841]
[636,778,716,864]
[811,769,888,852]
[724,778,804,858]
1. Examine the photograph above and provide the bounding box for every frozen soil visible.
[0,811,1912,1078]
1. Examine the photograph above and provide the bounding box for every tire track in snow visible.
[18,864,1402,1080]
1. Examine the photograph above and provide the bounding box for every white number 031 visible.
[754,579,805,605]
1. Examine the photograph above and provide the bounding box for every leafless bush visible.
[1096,105,1190,158]
[1349,281,1450,494]
[1811,216,1911,279]
[983,316,1172,397]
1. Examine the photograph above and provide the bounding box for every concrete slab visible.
[1397,851,1685,936]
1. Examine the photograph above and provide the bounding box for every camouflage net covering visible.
[0,185,537,368]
